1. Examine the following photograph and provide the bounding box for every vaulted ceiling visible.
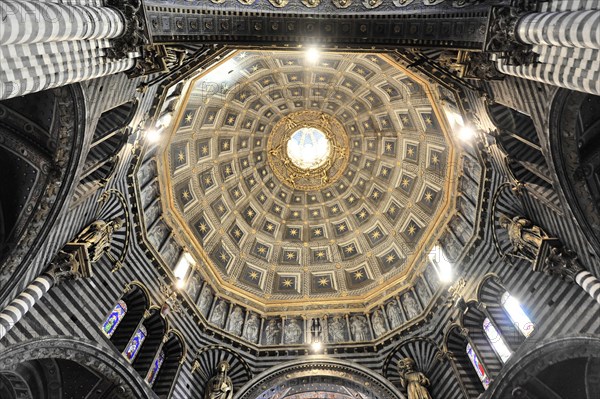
[152,49,466,315]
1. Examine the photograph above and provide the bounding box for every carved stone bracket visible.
[533,240,583,282]
[45,244,93,285]
[485,6,537,66]
[127,45,188,78]
[105,0,149,60]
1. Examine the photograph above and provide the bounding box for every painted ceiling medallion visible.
[267,111,349,191]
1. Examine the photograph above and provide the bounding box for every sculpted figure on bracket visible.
[73,218,122,263]
[500,214,548,261]
[204,361,233,399]
[399,358,432,399]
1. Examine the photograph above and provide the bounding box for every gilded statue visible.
[74,218,122,263]
[500,215,548,261]
[204,361,233,399]
[399,358,432,399]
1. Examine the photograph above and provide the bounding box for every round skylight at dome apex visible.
[286,127,331,170]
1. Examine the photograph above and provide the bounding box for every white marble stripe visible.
[4,305,22,321]
[13,298,30,314]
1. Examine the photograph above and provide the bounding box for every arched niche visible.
[0,336,154,398]
[549,89,600,263]
[0,84,86,287]
[487,335,600,399]
[444,324,487,398]
[477,274,527,350]
[152,330,187,398]
[234,358,405,399]
[383,337,464,399]
[110,283,150,352]
[132,308,167,376]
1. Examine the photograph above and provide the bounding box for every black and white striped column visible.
[0,274,54,340]
[0,0,124,45]
[516,10,600,49]
[575,270,600,305]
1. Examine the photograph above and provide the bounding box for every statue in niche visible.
[284,318,302,344]
[187,273,201,300]
[372,310,387,337]
[210,300,227,327]
[350,315,369,341]
[265,319,281,345]
[73,218,122,263]
[416,279,431,303]
[500,215,549,261]
[198,287,213,315]
[227,306,244,336]
[328,316,346,343]
[161,239,179,265]
[142,182,158,207]
[243,313,259,343]
[204,361,233,399]
[399,358,432,399]
[402,292,421,319]
[387,301,403,328]
[149,223,166,248]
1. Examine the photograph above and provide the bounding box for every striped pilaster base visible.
[0,275,54,340]
[575,270,600,305]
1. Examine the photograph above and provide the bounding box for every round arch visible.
[0,336,155,399]
[486,335,600,398]
[234,357,405,399]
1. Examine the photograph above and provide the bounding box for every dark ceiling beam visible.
[144,4,491,50]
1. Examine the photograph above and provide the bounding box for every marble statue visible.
[403,293,421,319]
[198,287,213,315]
[372,310,387,337]
[243,313,259,343]
[210,300,227,327]
[227,306,244,336]
[387,301,403,328]
[500,215,549,261]
[284,318,302,344]
[74,218,122,263]
[399,358,432,399]
[265,319,281,345]
[187,273,201,300]
[204,361,233,399]
[350,315,368,341]
[328,316,346,343]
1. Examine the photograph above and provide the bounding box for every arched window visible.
[124,325,147,363]
[501,292,534,337]
[466,342,490,389]
[482,317,512,363]
[102,300,127,338]
[146,350,165,386]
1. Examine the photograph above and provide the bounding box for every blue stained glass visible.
[146,350,165,386]
[466,343,490,389]
[102,300,127,338]
[124,325,147,362]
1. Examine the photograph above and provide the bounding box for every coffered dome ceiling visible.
[156,50,462,314]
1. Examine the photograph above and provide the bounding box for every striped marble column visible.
[0,0,125,45]
[516,10,600,49]
[0,274,54,340]
[575,270,600,305]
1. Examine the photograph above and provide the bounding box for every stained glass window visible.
[123,325,147,362]
[483,317,512,363]
[466,342,490,389]
[102,300,127,338]
[146,350,165,386]
[501,292,534,337]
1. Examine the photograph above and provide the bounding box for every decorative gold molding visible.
[267,111,349,191]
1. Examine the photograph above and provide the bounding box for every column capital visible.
[105,0,148,60]
[533,243,584,282]
[485,5,537,65]
[45,246,93,285]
